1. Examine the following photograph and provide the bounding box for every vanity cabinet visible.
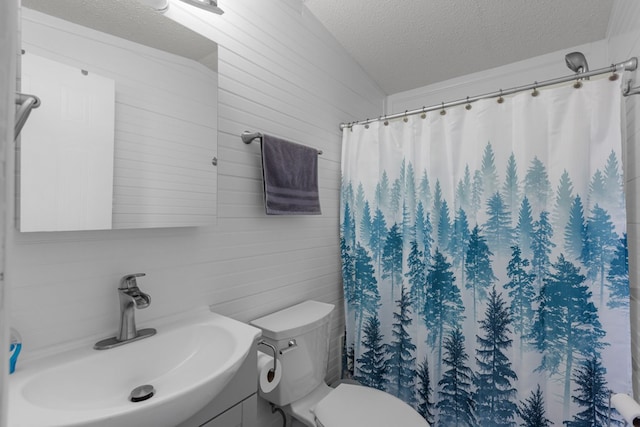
[201,395,257,427]
[178,345,258,427]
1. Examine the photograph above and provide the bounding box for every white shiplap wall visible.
[7,1,384,425]
[607,0,640,398]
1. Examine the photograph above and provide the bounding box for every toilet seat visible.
[311,384,429,427]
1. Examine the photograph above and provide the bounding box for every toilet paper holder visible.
[279,339,297,355]
[258,340,278,375]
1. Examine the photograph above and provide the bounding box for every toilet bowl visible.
[250,300,429,427]
[312,383,427,427]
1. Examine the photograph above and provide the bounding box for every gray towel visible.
[261,134,321,215]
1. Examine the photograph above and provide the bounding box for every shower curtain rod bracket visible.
[623,57,638,72]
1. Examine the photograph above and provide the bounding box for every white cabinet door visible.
[202,404,242,427]
[20,52,115,231]
[21,8,218,231]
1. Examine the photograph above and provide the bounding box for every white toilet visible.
[250,300,429,427]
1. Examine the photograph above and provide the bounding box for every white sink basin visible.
[8,309,261,427]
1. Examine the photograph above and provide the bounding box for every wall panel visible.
[8,7,384,427]
[608,0,640,398]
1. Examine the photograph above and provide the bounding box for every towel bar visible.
[241,131,323,155]
[15,92,41,139]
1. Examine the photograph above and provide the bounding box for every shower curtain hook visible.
[574,77,583,89]
[532,82,539,97]
[609,64,619,81]
[364,119,370,129]
[440,102,446,116]
[421,106,426,119]
[465,96,472,110]
[403,110,409,123]
[497,89,504,104]
[384,116,389,126]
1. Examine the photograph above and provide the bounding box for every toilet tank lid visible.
[250,300,334,341]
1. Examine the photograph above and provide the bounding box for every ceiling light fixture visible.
[179,0,224,15]
[136,0,170,12]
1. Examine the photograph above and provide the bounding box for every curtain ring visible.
[465,96,472,110]
[364,118,370,129]
[384,116,389,126]
[531,82,539,97]
[609,64,619,81]
[403,110,409,123]
[421,106,426,119]
[440,102,446,116]
[497,89,504,104]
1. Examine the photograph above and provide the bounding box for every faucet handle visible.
[119,273,146,290]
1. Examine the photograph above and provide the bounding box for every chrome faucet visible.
[94,273,156,350]
[118,273,152,340]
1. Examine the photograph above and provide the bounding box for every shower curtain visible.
[340,77,631,426]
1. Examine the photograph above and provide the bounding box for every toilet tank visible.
[250,301,334,406]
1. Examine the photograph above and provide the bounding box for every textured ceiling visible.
[304,0,614,94]
[22,0,218,71]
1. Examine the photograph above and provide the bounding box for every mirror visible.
[19,0,218,231]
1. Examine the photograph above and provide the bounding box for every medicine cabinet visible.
[19,0,218,231]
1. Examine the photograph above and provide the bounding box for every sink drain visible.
[129,385,155,403]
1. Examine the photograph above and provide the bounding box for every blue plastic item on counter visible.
[9,328,22,374]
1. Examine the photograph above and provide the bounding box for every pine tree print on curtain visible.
[474,287,518,426]
[340,76,631,426]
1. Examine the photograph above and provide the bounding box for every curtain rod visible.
[340,57,639,130]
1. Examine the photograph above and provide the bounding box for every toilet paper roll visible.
[611,393,640,426]
[257,351,282,393]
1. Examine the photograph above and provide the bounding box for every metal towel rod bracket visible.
[15,92,41,139]
[241,131,262,145]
